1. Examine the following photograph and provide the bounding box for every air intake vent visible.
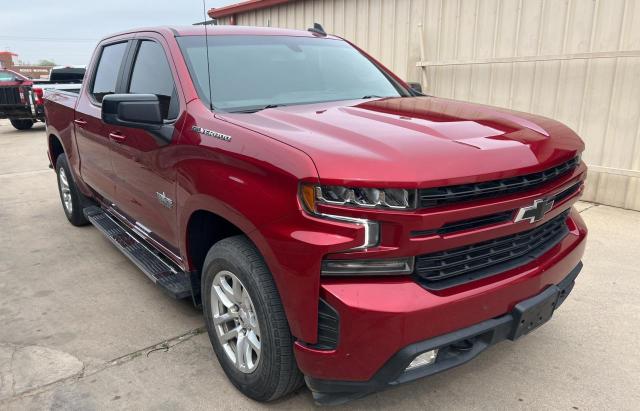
[308,299,339,350]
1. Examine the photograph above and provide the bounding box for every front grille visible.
[0,86,22,105]
[552,181,582,204]
[419,156,580,208]
[415,210,570,290]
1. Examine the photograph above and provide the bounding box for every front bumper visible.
[0,104,43,120]
[305,262,582,405]
[292,209,587,403]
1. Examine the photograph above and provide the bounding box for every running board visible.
[83,206,192,299]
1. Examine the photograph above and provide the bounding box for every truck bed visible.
[44,90,78,152]
[40,83,82,95]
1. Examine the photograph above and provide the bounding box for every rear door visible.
[108,36,183,254]
[74,40,130,199]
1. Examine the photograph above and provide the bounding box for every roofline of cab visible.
[97,27,178,43]
[96,25,342,45]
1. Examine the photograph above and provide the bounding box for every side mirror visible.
[102,94,162,130]
[407,82,423,94]
[15,77,25,83]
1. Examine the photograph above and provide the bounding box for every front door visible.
[108,37,182,254]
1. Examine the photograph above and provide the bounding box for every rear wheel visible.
[55,154,90,226]
[202,236,304,401]
[10,119,34,130]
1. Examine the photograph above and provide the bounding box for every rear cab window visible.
[91,42,128,103]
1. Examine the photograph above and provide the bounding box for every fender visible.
[174,105,326,341]
[45,91,94,197]
[177,192,358,343]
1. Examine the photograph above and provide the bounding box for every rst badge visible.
[514,198,555,224]
[155,192,174,209]
[192,125,231,142]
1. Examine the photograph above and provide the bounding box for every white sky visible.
[0,0,236,65]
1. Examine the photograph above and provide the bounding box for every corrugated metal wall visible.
[218,0,640,210]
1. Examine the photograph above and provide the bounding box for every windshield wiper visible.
[228,104,286,114]
[261,104,284,110]
[361,95,385,99]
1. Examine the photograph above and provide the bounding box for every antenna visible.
[202,0,213,110]
[308,23,327,37]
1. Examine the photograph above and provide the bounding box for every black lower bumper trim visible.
[305,262,583,405]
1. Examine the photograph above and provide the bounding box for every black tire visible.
[10,119,34,130]
[55,154,91,226]
[202,236,304,402]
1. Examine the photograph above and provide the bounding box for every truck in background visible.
[34,65,86,93]
[0,66,84,130]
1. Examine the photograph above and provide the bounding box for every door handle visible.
[73,119,87,126]
[109,132,127,143]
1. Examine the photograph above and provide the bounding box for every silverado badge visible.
[192,125,232,142]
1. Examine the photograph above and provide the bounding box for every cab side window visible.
[128,41,179,120]
[91,42,128,103]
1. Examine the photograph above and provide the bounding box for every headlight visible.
[300,184,417,212]
[299,183,415,268]
[300,184,381,250]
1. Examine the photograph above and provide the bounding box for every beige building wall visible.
[218,0,640,210]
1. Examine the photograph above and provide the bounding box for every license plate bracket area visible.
[509,285,560,340]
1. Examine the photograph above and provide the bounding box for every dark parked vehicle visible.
[0,66,84,130]
[34,65,85,91]
[44,25,587,404]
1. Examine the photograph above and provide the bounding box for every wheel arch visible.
[48,133,65,168]
[185,209,245,276]
[183,206,264,307]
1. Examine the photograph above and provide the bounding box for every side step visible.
[83,206,192,299]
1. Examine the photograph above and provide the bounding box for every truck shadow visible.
[0,122,46,135]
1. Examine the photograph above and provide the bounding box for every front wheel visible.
[202,236,304,401]
[10,119,34,130]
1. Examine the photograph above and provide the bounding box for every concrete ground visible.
[0,118,638,411]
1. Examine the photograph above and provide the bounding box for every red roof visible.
[208,0,292,18]
[96,25,338,44]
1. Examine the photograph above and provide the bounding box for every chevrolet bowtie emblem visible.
[514,198,554,224]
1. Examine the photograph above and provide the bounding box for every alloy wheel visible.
[58,167,73,214]
[210,270,261,373]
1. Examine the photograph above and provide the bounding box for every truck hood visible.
[217,96,584,187]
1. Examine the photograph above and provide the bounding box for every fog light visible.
[321,257,414,276]
[406,349,438,371]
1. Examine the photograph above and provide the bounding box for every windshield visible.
[0,71,16,82]
[177,35,407,112]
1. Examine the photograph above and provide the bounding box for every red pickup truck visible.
[0,69,44,130]
[44,25,587,404]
